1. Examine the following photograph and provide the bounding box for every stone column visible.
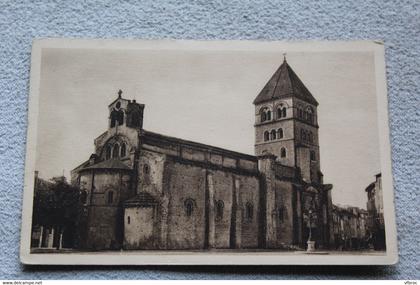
[296,190,303,245]
[159,195,169,249]
[234,178,242,249]
[257,153,277,248]
[38,226,44,248]
[207,173,215,249]
[59,231,63,249]
[47,227,54,248]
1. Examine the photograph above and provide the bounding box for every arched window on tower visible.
[264,131,270,142]
[270,129,277,140]
[112,144,119,158]
[277,128,284,139]
[277,107,282,119]
[301,129,307,141]
[298,108,303,119]
[266,110,271,121]
[282,107,287,118]
[261,111,267,122]
[120,143,126,157]
[306,106,314,123]
[245,202,253,222]
[110,109,124,127]
[280,147,287,158]
[309,132,313,143]
[310,150,316,161]
[106,145,112,160]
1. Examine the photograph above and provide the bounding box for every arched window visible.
[280,147,287,158]
[184,199,194,217]
[127,216,130,224]
[80,190,88,204]
[306,107,314,123]
[216,200,224,220]
[277,128,284,139]
[264,131,270,142]
[245,202,253,221]
[112,144,119,158]
[301,129,306,141]
[309,132,313,143]
[298,108,303,119]
[261,111,267,122]
[107,191,114,205]
[106,145,112,160]
[266,110,271,121]
[310,150,316,161]
[120,143,126,157]
[282,107,286,118]
[110,109,124,127]
[277,107,282,119]
[143,164,150,174]
[270,129,277,140]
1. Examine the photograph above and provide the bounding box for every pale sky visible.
[36,47,380,209]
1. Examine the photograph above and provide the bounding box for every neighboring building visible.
[365,173,386,250]
[71,58,334,251]
[332,205,368,250]
[31,172,79,250]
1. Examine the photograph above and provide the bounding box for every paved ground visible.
[30,248,386,255]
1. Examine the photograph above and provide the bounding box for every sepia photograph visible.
[20,39,397,265]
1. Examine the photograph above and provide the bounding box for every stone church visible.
[71,58,333,251]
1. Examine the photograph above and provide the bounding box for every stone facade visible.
[365,173,386,250]
[332,205,368,250]
[71,59,334,250]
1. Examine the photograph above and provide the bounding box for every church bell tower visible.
[254,57,322,183]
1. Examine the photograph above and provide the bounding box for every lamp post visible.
[306,208,317,252]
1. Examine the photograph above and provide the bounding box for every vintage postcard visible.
[20,39,398,265]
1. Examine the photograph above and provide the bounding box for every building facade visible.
[332,205,368,250]
[365,173,386,250]
[71,59,334,251]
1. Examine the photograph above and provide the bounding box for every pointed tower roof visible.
[253,58,318,106]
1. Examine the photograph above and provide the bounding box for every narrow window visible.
[106,145,112,160]
[266,110,271,121]
[298,108,303,118]
[120,143,126,157]
[245,202,253,221]
[309,132,313,143]
[282,107,287,118]
[112,144,119,158]
[107,191,114,205]
[216,200,224,220]
[261,111,267,122]
[184,199,194,217]
[117,110,124,126]
[264,131,270,142]
[270,129,277,140]
[281,147,287,158]
[127,216,130,224]
[277,128,284,139]
[110,110,117,128]
[143,164,150,174]
[277,108,282,119]
[301,129,306,141]
[310,150,316,161]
